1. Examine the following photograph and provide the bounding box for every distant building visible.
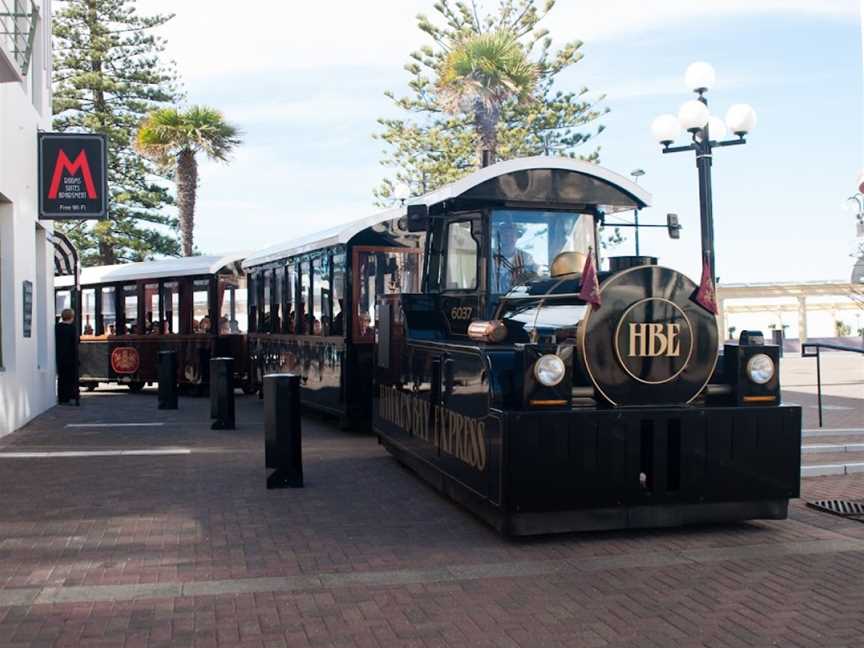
[0,1,56,436]
[718,280,864,342]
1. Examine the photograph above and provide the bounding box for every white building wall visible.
[0,0,55,437]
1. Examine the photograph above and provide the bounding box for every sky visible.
[139,0,863,284]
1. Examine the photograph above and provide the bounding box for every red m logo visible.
[48,149,98,199]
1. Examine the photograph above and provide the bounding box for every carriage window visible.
[122,285,138,334]
[143,283,160,334]
[332,251,345,336]
[163,281,180,334]
[385,250,421,294]
[284,263,294,333]
[101,287,116,335]
[273,267,284,333]
[445,221,478,290]
[193,279,211,334]
[247,273,257,333]
[258,270,270,332]
[356,251,377,342]
[80,288,96,335]
[286,262,297,333]
[299,261,310,334]
[219,275,246,334]
[312,255,328,335]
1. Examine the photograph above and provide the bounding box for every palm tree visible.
[135,106,241,256]
[436,30,537,167]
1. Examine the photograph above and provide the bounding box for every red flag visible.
[695,253,718,314]
[578,248,602,307]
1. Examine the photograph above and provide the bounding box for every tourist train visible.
[243,156,802,535]
[55,254,250,393]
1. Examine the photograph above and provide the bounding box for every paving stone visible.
[0,389,863,647]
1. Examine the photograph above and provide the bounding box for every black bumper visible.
[503,405,801,535]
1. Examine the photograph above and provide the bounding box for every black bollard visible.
[264,373,303,488]
[157,351,178,410]
[210,357,235,430]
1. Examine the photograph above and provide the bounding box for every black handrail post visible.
[264,373,303,489]
[801,341,863,429]
[157,350,178,410]
[815,346,823,428]
[210,357,235,430]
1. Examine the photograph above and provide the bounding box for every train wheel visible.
[84,382,98,392]
[127,382,146,393]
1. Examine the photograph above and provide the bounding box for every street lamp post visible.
[651,62,757,282]
[630,169,645,256]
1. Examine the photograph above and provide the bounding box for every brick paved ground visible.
[0,386,863,648]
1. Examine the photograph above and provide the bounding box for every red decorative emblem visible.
[694,253,718,314]
[578,247,602,307]
[111,347,140,374]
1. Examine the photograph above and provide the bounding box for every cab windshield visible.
[490,209,595,294]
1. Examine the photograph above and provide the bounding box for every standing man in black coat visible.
[55,308,78,405]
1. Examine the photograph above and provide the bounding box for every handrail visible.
[802,341,864,356]
[800,341,864,427]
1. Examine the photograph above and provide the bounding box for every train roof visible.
[243,207,402,269]
[242,156,651,269]
[55,252,247,288]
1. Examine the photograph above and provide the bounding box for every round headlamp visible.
[534,354,566,387]
[746,353,775,385]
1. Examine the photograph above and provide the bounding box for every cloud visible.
[138,0,859,79]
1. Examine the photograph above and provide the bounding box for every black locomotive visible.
[371,157,801,535]
[244,156,801,536]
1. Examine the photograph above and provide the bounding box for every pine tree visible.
[52,0,183,266]
[374,0,608,204]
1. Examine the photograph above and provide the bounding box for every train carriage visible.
[242,212,424,423]
[55,254,249,392]
[367,156,801,536]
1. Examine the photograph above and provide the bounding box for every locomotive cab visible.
[373,156,801,536]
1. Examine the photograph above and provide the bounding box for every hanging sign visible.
[38,133,108,219]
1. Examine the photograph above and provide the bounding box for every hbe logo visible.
[628,323,681,358]
[614,297,693,385]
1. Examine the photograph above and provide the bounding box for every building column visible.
[797,295,807,342]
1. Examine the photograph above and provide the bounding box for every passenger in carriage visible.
[144,311,156,335]
[199,316,212,334]
[218,315,230,334]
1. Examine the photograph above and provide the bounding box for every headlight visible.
[534,354,566,387]
[746,353,775,384]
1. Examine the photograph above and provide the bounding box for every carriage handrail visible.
[800,341,864,428]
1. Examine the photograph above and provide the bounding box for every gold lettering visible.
[378,385,488,471]
[629,323,646,357]
[647,323,666,356]
[666,324,680,357]
[628,322,682,358]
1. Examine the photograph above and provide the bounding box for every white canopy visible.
[55,252,247,288]
[242,156,653,270]
[242,208,401,269]
[415,156,651,212]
